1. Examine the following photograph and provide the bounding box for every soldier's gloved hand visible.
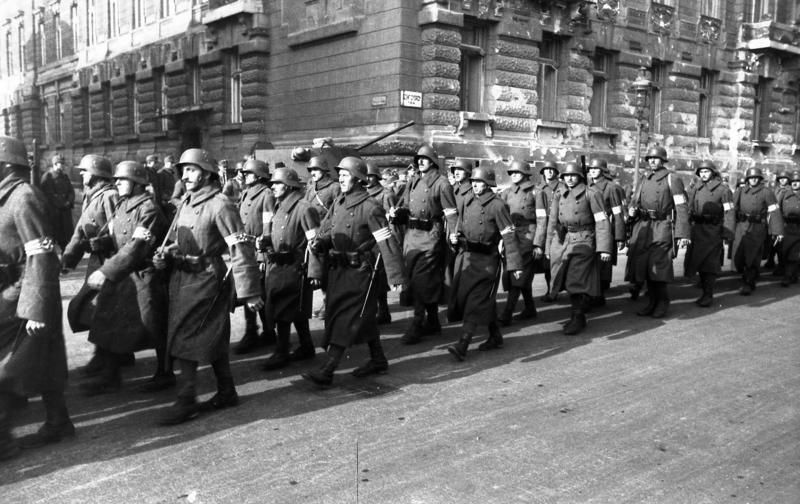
[255,235,271,252]
[617,241,626,251]
[774,234,784,244]
[511,270,523,281]
[309,278,322,289]
[89,236,112,253]
[532,246,543,259]
[244,296,264,312]
[87,270,107,290]
[26,320,47,337]
[678,238,691,248]
[391,284,402,292]
[600,252,612,262]
[449,233,459,245]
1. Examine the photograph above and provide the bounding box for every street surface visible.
[1,252,799,504]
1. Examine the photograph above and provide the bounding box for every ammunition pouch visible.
[391,207,410,226]
[565,224,595,233]
[691,214,721,225]
[267,251,296,266]
[463,240,495,255]
[173,254,210,273]
[736,213,764,224]
[328,250,364,269]
[637,208,669,221]
[407,217,435,231]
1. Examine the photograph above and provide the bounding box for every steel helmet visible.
[113,160,148,185]
[588,158,608,170]
[507,160,532,176]
[269,167,303,188]
[0,135,28,167]
[175,148,217,174]
[791,170,800,183]
[560,162,585,181]
[307,156,329,173]
[539,160,559,175]
[469,166,496,187]
[366,161,381,177]
[777,168,791,180]
[241,159,271,180]
[78,154,113,179]
[414,145,439,168]
[695,160,718,176]
[336,156,368,182]
[745,167,764,180]
[450,159,473,174]
[644,146,668,162]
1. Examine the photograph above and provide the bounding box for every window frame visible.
[459,17,489,114]
[590,50,615,128]
[537,32,562,122]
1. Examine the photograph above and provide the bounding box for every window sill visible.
[221,123,242,133]
[456,111,494,138]
[125,134,140,142]
[287,16,364,48]
[588,127,619,149]
[751,140,772,154]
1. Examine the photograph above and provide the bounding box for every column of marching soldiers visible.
[2,134,799,461]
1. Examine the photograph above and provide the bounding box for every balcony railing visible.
[739,20,800,56]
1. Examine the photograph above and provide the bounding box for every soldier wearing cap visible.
[777,170,800,286]
[0,136,74,459]
[537,162,612,335]
[769,168,792,275]
[152,148,263,425]
[259,167,322,371]
[498,160,540,326]
[233,159,277,354]
[450,159,474,208]
[78,161,172,395]
[626,146,691,318]
[40,153,76,249]
[390,145,458,345]
[446,165,523,360]
[731,166,784,295]
[587,158,627,306]
[684,160,736,306]
[534,160,564,301]
[366,161,398,324]
[155,154,180,218]
[304,157,404,386]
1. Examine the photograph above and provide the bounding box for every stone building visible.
[1,0,798,184]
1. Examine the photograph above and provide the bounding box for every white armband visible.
[443,208,457,217]
[224,232,250,246]
[500,226,514,236]
[372,227,392,242]
[722,202,733,212]
[767,204,778,213]
[593,211,607,222]
[262,211,274,227]
[132,226,153,242]
[673,194,686,205]
[24,237,57,256]
[535,208,547,218]
[305,228,318,241]
[611,205,622,215]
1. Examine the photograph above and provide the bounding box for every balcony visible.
[202,0,264,25]
[739,20,800,57]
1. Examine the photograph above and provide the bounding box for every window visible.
[14,105,22,138]
[126,77,139,134]
[753,77,771,142]
[5,32,12,75]
[224,49,241,123]
[54,13,62,59]
[42,98,51,144]
[133,0,144,29]
[71,3,80,51]
[108,0,118,38]
[590,50,614,128]
[698,69,715,138]
[153,68,168,132]
[82,87,92,138]
[55,95,64,143]
[2,109,8,136]
[459,18,488,113]
[187,58,200,105]
[649,60,670,134]
[39,17,46,65]
[86,0,96,46]
[102,82,112,136]
[537,33,562,122]
[161,0,173,18]
[18,24,24,72]
[700,0,720,17]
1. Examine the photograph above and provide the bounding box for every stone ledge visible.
[221,123,242,133]
[418,5,463,28]
[287,16,364,48]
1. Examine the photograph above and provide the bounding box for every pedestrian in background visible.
[40,153,75,249]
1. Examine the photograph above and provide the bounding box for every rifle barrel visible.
[356,121,415,151]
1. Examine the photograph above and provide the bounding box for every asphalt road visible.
[1,253,799,504]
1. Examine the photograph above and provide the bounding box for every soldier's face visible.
[53,161,64,172]
[182,165,207,192]
[418,157,433,173]
[778,177,789,186]
[747,177,761,187]
[338,170,355,193]
[588,168,602,181]
[648,157,664,170]
[80,169,92,186]
[542,168,556,181]
[309,168,324,182]
[471,180,488,195]
[367,174,380,187]
[563,174,580,188]
[243,172,258,186]
[792,181,800,190]
[699,169,713,182]
[271,182,287,198]
[115,178,134,197]
[453,169,467,182]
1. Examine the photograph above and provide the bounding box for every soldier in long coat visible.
[233,159,276,354]
[304,157,404,386]
[259,167,321,371]
[731,166,784,295]
[155,154,180,219]
[0,136,73,460]
[391,145,458,345]
[535,160,563,301]
[40,153,75,248]
[498,160,540,326]
[366,162,397,324]
[778,171,800,286]
[625,147,690,318]
[587,158,627,307]
[446,166,523,360]
[684,161,735,306]
[79,161,170,395]
[451,159,473,208]
[153,148,263,425]
[304,156,340,319]
[540,162,613,335]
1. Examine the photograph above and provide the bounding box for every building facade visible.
[1,0,799,184]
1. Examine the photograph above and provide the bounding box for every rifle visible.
[356,121,415,151]
[297,245,310,316]
[359,253,382,318]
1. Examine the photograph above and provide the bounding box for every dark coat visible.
[165,184,261,363]
[685,179,735,276]
[304,176,340,220]
[544,182,613,296]
[626,168,690,283]
[590,177,627,284]
[500,179,537,288]
[264,190,322,322]
[316,186,404,348]
[779,189,800,263]
[447,189,523,325]
[0,173,67,396]
[239,182,276,267]
[40,169,75,248]
[732,183,784,271]
[532,179,565,275]
[89,193,168,354]
[61,182,118,276]
[453,180,473,208]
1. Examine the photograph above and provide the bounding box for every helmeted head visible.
[78,154,113,184]
[336,156,368,193]
[507,160,532,177]
[241,159,270,180]
[365,161,382,187]
[414,145,438,172]
[145,154,159,167]
[470,165,496,195]
[307,156,330,182]
[540,160,559,180]
[645,146,668,171]
[176,148,217,175]
[0,135,29,169]
[560,162,585,188]
[450,159,472,183]
[745,166,764,187]
[587,158,608,181]
[51,153,66,166]
[695,160,717,183]
[791,170,800,183]
[269,167,302,198]
[114,160,148,197]
[777,168,790,185]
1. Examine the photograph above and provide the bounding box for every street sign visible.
[400,90,422,108]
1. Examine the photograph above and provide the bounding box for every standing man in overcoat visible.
[0,136,73,459]
[153,148,263,425]
[40,153,75,249]
[366,161,397,324]
[451,159,473,207]
[777,171,800,286]
[304,156,340,319]
[535,160,563,301]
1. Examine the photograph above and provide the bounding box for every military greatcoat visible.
[589,177,627,282]
[626,168,691,283]
[684,179,735,276]
[165,184,261,363]
[304,175,340,220]
[778,189,800,264]
[61,181,118,276]
[731,183,784,272]
[447,189,523,325]
[239,182,275,297]
[265,190,322,322]
[89,192,168,354]
[316,186,404,348]
[0,173,67,397]
[40,169,75,248]
[500,179,537,289]
[368,183,399,296]
[533,178,565,274]
[542,182,613,297]
[452,179,473,208]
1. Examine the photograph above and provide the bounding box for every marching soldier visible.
[78,161,172,395]
[366,161,397,324]
[587,158,627,306]
[304,156,340,319]
[498,160,540,326]
[391,145,458,345]
[1,136,73,459]
[535,160,563,301]
[684,160,735,307]
[446,166,522,360]
[234,159,277,354]
[40,153,76,249]
[304,157,404,386]
[731,166,784,295]
[451,159,473,207]
[260,167,322,370]
[778,170,800,287]
[626,146,690,318]
[539,162,613,335]
[153,148,263,425]
[156,154,180,218]
[770,168,792,276]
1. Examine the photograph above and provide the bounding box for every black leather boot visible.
[514,289,537,320]
[376,294,392,325]
[80,352,122,396]
[499,288,520,326]
[21,391,75,448]
[262,322,291,371]
[235,309,264,354]
[447,333,473,362]
[423,304,442,335]
[0,393,20,461]
[401,304,426,344]
[290,317,316,361]
[302,345,344,386]
[637,281,658,316]
[651,282,671,318]
[159,360,200,425]
[352,339,389,377]
[563,294,587,335]
[695,273,714,307]
[478,322,504,351]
